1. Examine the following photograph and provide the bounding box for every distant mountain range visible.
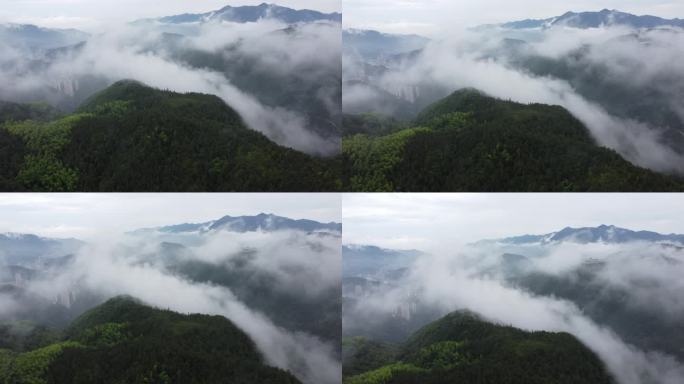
[343,9,684,61]
[0,23,88,50]
[1,213,338,266]
[140,2,341,25]
[1,3,338,51]
[499,9,684,29]
[343,28,429,60]
[480,225,684,245]
[0,233,83,265]
[343,244,421,277]
[135,213,341,235]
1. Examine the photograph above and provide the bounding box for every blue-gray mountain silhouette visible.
[501,9,684,29]
[150,3,341,24]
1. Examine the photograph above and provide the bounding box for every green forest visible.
[0,80,340,192]
[343,311,615,384]
[342,89,684,192]
[0,296,301,384]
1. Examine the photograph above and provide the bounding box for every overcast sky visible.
[343,0,684,36]
[0,193,340,239]
[0,0,339,31]
[343,194,684,250]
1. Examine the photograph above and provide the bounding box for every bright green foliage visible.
[6,341,83,384]
[88,100,132,118]
[343,127,431,191]
[342,88,684,192]
[73,323,129,347]
[344,311,616,384]
[4,114,86,191]
[412,341,466,370]
[420,111,471,131]
[345,363,426,384]
[15,155,77,192]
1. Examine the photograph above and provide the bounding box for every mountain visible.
[343,29,429,60]
[143,3,341,25]
[343,245,420,278]
[500,9,684,30]
[0,24,88,50]
[136,213,342,235]
[166,24,342,147]
[342,89,684,192]
[0,80,341,192]
[487,225,684,245]
[0,296,301,383]
[472,225,684,361]
[500,29,684,154]
[343,311,615,384]
[0,233,83,267]
[511,262,684,363]
[130,214,343,347]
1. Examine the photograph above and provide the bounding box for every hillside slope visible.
[0,296,301,384]
[343,311,615,384]
[0,80,340,192]
[342,89,684,192]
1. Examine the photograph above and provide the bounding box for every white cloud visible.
[2,226,342,384]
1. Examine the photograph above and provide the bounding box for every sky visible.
[343,193,684,250]
[0,193,341,239]
[343,0,684,36]
[0,0,340,30]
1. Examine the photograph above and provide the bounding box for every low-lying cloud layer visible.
[344,24,684,173]
[1,228,342,384]
[0,18,341,155]
[344,239,684,384]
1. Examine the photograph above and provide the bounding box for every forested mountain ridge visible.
[343,311,615,384]
[342,89,684,192]
[0,296,301,383]
[0,80,340,192]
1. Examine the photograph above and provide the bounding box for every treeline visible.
[343,311,616,384]
[0,296,301,384]
[342,89,684,192]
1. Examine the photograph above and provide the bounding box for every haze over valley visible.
[0,2,342,192]
[342,194,684,384]
[342,4,684,191]
[0,194,342,384]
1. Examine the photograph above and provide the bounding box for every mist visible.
[0,18,341,156]
[344,238,684,384]
[343,24,684,173]
[1,227,342,384]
